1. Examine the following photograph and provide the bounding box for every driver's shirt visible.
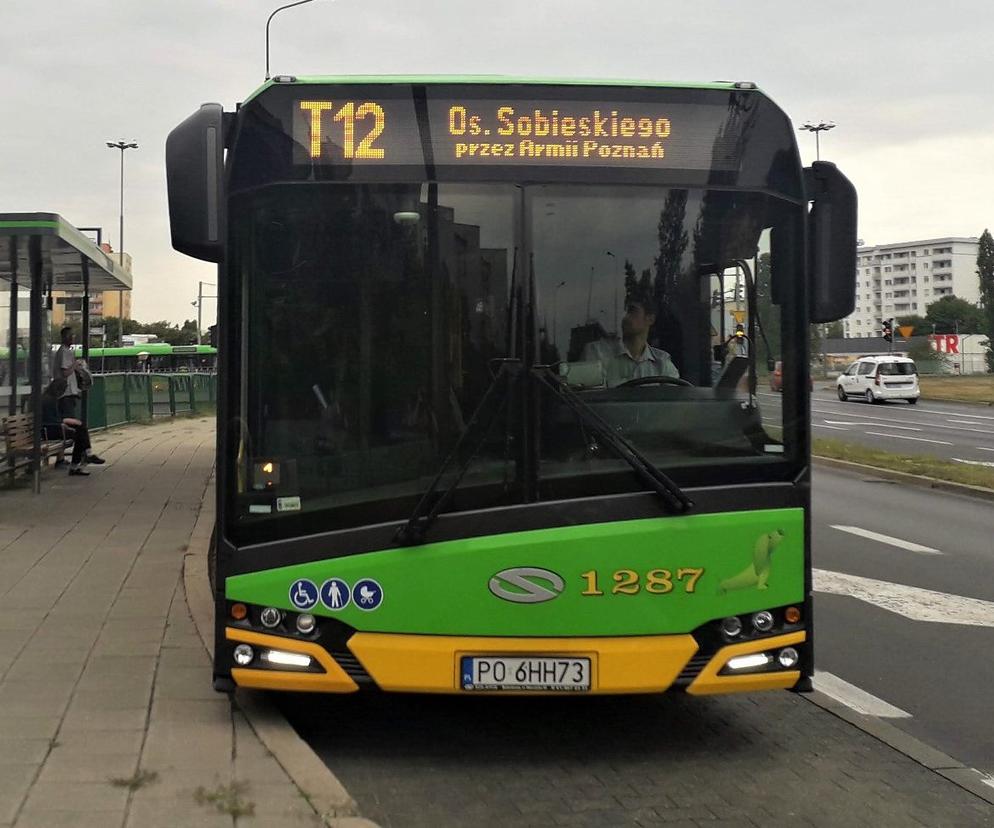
[582,339,679,388]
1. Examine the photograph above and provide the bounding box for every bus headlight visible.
[726,653,771,671]
[720,616,743,638]
[751,611,774,633]
[295,613,316,634]
[778,647,800,668]
[233,644,254,666]
[260,607,282,628]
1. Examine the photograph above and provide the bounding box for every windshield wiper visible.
[532,366,694,514]
[394,360,520,546]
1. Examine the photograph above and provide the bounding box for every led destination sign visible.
[293,94,739,171]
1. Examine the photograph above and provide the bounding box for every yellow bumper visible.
[226,627,805,696]
[348,632,699,694]
[686,631,806,696]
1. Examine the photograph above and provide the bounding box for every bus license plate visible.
[460,656,591,692]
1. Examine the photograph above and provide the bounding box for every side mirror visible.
[805,161,857,323]
[166,103,225,262]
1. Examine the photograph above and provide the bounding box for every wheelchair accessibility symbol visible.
[352,579,383,611]
[288,579,318,610]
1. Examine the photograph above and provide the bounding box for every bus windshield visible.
[229,182,801,540]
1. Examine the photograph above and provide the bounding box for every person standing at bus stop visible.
[50,326,105,472]
[51,326,82,420]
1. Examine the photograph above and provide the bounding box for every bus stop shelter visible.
[1,213,132,490]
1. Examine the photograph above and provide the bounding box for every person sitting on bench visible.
[41,378,105,476]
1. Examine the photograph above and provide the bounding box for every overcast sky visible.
[4,0,993,325]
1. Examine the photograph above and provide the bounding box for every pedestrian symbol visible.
[320,578,351,611]
[288,579,318,610]
[352,579,384,611]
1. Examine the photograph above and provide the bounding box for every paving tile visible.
[60,708,148,732]
[0,764,38,823]
[53,729,145,755]
[124,799,233,828]
[0,716,61,740]
[21,780,129,813]
[36,751,139,784]
[0,738,49,766]
[14,811,126,828]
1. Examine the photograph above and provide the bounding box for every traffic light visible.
[882,319,893,342]
[207,324,218,348]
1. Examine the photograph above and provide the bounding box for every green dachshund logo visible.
[717,529,785,594]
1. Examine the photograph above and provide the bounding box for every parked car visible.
[836,355,920,404]
[769,361,813,392]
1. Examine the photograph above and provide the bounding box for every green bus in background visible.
[72,343,217,373]
[166,76,856,697]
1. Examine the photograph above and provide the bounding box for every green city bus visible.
[167,76,855,696]
[72,343,218,373]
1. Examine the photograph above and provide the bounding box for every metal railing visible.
[86,372,216,429]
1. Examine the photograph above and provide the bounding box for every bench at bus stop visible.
[1,411,73,485]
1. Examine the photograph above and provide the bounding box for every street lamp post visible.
[799,121,835,161]
[191,281,217,344]
[266,0,318,80]
[106,140,138,346]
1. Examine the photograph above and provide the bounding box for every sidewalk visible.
[0,417,356,827]
[3,416,993,828]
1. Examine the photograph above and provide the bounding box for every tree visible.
[895,314,930,336]
[826,321,844,339]
[977,229,994,371]
[924,295,985,334]
[906,339,948,375]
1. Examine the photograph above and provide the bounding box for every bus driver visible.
[582,293,680,387]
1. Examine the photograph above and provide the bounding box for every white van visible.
[836,355,920,404]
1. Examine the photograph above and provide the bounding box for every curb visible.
[182,493,378,828]
[812,455,994,502]
[803,690,994,807]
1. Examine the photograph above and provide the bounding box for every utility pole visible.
[106,140,138,345]
[193,281,217,344]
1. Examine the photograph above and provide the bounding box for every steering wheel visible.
[617,375,693,388]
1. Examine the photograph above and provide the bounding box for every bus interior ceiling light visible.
[393,211,420,225]
[727,653,772,671]
[262,649,313,668]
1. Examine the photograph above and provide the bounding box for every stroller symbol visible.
[352,579,383,611]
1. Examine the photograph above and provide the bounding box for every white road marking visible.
[813,671,911,718]
[824,420,921,431]
[977,447,994,453]
[863,431,953,446]
[814,423,849,431]
[830,525,941,555]
[982,774,994,791]
[810,407,994,434]
[813,399,994,422]
[953,458,994,468]
[949,420,983,426]
[813,568,994,627]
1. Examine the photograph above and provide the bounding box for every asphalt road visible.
[279,470,994,826]
[811,466,994,775]
[760,388,994,464]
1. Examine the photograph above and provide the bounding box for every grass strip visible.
[813,437,994,490]
[916,376,994,405]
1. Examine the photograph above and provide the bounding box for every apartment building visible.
[844,237,979,338]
